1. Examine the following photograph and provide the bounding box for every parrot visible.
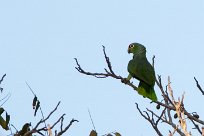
[126,43,157,101]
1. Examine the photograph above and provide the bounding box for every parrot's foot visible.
[121,78,130,84]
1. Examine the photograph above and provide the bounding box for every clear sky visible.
[0,0,204,135]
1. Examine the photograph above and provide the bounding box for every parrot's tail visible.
[137,81,157,101]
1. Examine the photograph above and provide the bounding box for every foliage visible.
[0,74,78,136]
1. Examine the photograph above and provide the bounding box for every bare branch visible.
[156,108,166,125]
[25,82,36,96]
[194,77,204,95]
[49,114,65,130]
[75,58,109,78]
[0,74,6,84]
[60,116,64,132]
[191,120,202,135]
[135,103,163,136]
[147,108,185,136]
[74,46,139,92]
[42,101,61,123]
[88,108,96,131]
[0,74,6,92]
[155,75,173,125]
[57,119,79,136]
[102,45,115,75]
[0,93,11,106]
[167,77,191,136]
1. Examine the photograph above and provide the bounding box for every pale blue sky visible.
[0,0,204,135]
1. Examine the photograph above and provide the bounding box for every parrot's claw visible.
[121,78,129,84]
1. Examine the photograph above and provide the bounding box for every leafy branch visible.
[20,101,79,136]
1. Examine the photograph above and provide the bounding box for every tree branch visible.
[57,119,79,136]
[135,103,163,136]
[0,74,6,92]
[22,101,78,136]
[0,74,6,84]
[194,77,204,95]
[74,46,139,91]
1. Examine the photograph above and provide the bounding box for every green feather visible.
[138,81,157,101]
[127,43,157,101]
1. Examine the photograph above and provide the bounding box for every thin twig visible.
[0,93,11,106]
[42,101,61,123]
[191,120,202,135]
[0,74,6,92]
[74,46,139,93]
[25,82,36,96]
[46,114,65,130]
[155,75,173,125]
[102,45,115,75]
[147,108,185,136]
[60,116,64,132]
[0,74,6,84]
[135,103,163,136]
[57,119,79,136]
[88,108,96,131]
[194,77,204,95]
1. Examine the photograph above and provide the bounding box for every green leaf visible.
[0,108,4,115]
[6,112,10,126]
[32,95,38,109]
[89,130,97,136]
[18,123,31,135]
[0,115,8,130]
[34,100,40,116]
[0,108,9,130]
[114,132,122,136]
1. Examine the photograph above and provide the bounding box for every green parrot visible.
[126,43,157,101]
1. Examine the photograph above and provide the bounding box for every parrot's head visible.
[128,43,146,54]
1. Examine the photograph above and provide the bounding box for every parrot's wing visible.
[128,58,155,86]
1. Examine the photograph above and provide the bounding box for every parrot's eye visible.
[129,44,134,48]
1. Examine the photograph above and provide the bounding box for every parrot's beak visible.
[128,48,131,54]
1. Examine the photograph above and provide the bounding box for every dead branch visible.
[167,77,191,136]
[74,46,138,91]
[0,74,6,92]
[135,103,163,136]
[194,77,204,95]
[155,75,173,125]
[57,119,79,136]
[191,120,202,135]
[0,74,6,84]
[148,108,185,136]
